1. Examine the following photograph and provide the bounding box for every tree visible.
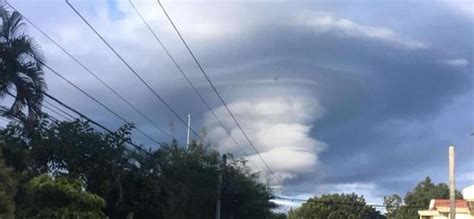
[0,119,128,217]
[32,120,136,218]
[269,212,288,219]
[1,118,278,218]
[383,194,401,218]
[288,193,385,219]
[221,155,276,219]
[0,6,46,129]
[150,140,276,219]
[17,174,105,218]
[0,136,17,219]
[384,177,463,219]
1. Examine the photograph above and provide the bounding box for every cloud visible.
[443,58,469,67]
[441,0,474,19]
[205,97,327,182]
[300,13,427,49]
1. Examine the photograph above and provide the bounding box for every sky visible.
[2,0,473,210]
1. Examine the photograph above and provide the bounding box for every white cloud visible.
[112,0,250,41]
[301,14,427,49]
[443,58,469,67]
[441,0,474,19]
[205,97,327,183]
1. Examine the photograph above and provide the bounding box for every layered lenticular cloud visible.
[205,96,327,183]
[299,13,427,49]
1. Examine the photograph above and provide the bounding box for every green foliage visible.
[153,140,220,219]
[129,140,276,219]
[0,120,37,173]
[0,136,17,219]
[269,212,288,219]
[17,174,105,218]
[383,194,402,218]
[221,155,276,218]
[0,119,277,218]
[384,177,463,219]
[288,193,384,219]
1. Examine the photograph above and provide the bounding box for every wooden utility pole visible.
[449,145,456,219]
[186,114,191,148]
[169,120,175,139]
[215,154,227,219]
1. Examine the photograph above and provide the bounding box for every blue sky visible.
[3,0,473,209]
[106,0,125,21]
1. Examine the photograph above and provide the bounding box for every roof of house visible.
[419,199,471,216]
[430,199,468,209]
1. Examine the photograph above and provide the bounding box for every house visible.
[418,185,474,219]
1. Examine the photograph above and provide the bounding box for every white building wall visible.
[430,213,473,219]
[456,214,474,219]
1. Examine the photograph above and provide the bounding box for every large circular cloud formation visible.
[205,96,327,183]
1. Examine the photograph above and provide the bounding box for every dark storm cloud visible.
[163,0,473,197]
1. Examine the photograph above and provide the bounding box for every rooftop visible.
[429,199,469,210]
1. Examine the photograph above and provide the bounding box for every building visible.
[418,185,474,219]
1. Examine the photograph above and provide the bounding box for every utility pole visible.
[215,154,227,219]
[186,114,191,148]
[449,145,456,219]
[169,120,175,140]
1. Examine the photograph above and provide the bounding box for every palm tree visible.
[0,6,46,128]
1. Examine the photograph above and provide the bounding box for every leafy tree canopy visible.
[0,136,17,219]
[384,177,463,219]
[1,119,277,219]
[17,174,105,218]
[288,193,385,219]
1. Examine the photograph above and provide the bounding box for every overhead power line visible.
[42,102,72,121]
[41,91,148,153]
[34,57,162,146]
[4,91,62,123]
[43,99,77,121]
[156,0,276,177]
[273,196,427,209]
[272,196,386,207]
[4,89,148,153]
[66,0,206,144]
[6,1,172,141]
[128,0,260,171]
[1,112,60,128]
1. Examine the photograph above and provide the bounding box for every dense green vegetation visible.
[0,137,17,219]
[18,174,106,218]
[383,177,462,219]
[286,178,462,219]
[0,119,277,218]
[288,193,385,219]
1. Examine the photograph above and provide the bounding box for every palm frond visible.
[2,10,25,41]
[11,35,45,64]
[0,5,10,40]
[0,6,45,129]
[8,83,27,117]
[19,63,46,102]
